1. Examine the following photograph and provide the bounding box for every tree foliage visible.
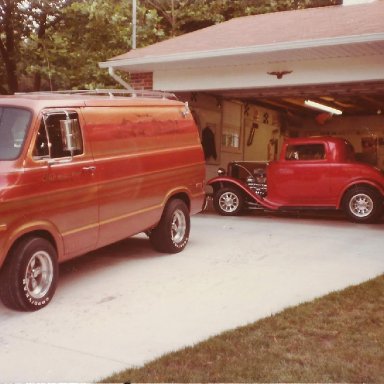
[0,1,24,93]
[34,1,133,90]
[0,0,341,94]
[141,0,342,36]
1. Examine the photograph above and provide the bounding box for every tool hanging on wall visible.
[247,122,258,146]
[247,110,259,146]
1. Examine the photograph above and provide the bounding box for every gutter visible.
[99,33,384,69]
[107,67,136,94]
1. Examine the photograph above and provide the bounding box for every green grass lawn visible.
[103,274,384,383]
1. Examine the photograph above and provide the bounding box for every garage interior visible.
[181,79,384,177]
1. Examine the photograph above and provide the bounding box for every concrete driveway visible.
[1,211,384,382]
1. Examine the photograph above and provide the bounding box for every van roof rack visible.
[15,89,178,100]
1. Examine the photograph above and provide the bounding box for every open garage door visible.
[215,80,384,118]
[209,80,384,168]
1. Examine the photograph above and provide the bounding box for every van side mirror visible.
[60,119,82,153]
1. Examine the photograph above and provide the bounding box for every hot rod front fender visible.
[207,177,279,210]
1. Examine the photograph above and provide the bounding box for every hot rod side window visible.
[33,111,83,160]
[286,144,325,161]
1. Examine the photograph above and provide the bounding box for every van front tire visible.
[0,237,58,311]
[150,199,190,253]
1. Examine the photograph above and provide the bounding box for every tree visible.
[0,0,72,93]
[10,0,164,91]
[41,0,163,90]
[23,1,71,91]
[141,0,222,37]
[140,0,342,36]
[0,1,24,93]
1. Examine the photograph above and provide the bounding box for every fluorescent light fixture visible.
[304,100,343,115]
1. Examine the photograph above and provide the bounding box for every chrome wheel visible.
[0,237,58,311]
[149,199,190,253]
[24,251,54,300]
[171,209,187,245]
[219,191,240,213]
[343,187,382,224]
[349,193,373,218]
[213,187,244,216]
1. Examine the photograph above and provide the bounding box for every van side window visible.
[0,107,31,160]
[286,144,325,161]
[33,112,83,160]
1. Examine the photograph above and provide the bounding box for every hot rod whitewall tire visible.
[0,237,58,311]
[150,199,190,253]
[213,187,244,216]
[342,186,383,223]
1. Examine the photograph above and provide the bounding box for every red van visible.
[0,90,205,311]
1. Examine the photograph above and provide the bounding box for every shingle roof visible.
[108,1,384,62]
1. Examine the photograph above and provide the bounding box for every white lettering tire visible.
[150,199,190,253]
[0,237,58,311]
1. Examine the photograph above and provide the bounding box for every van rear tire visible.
[150,199,190,253]
[0,237,58,311]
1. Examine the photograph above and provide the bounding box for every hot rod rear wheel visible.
[0,237,58,311]
[342,186,383,223]
[149,199,190,253]
[213,187,244,216]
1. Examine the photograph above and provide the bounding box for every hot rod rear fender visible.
[337,181,384,209]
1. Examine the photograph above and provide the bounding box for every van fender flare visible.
[146,188,191,232]
[1,221,64,267]
[162,187,191,210]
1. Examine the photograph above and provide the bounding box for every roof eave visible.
[99,33,384,71]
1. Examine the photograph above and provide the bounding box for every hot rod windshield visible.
[0,106,31,160]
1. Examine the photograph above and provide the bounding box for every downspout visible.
[108,67,136,95]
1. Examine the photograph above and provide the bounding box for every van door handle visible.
[82,166,96,174]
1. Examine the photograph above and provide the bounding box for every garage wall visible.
[243,105,281,162]
[299,114,384,168]
[181,92,282,179]
[183,93,223,179]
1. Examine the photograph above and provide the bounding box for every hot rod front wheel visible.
[213,187,244,216]
[342,187,383,223]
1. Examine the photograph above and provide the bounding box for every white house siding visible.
[153,55,384,92]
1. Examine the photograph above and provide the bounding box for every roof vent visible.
[343,0,375,5]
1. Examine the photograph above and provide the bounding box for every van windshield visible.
[0,107,31,160]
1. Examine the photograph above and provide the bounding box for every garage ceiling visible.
[214,80,384,118]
